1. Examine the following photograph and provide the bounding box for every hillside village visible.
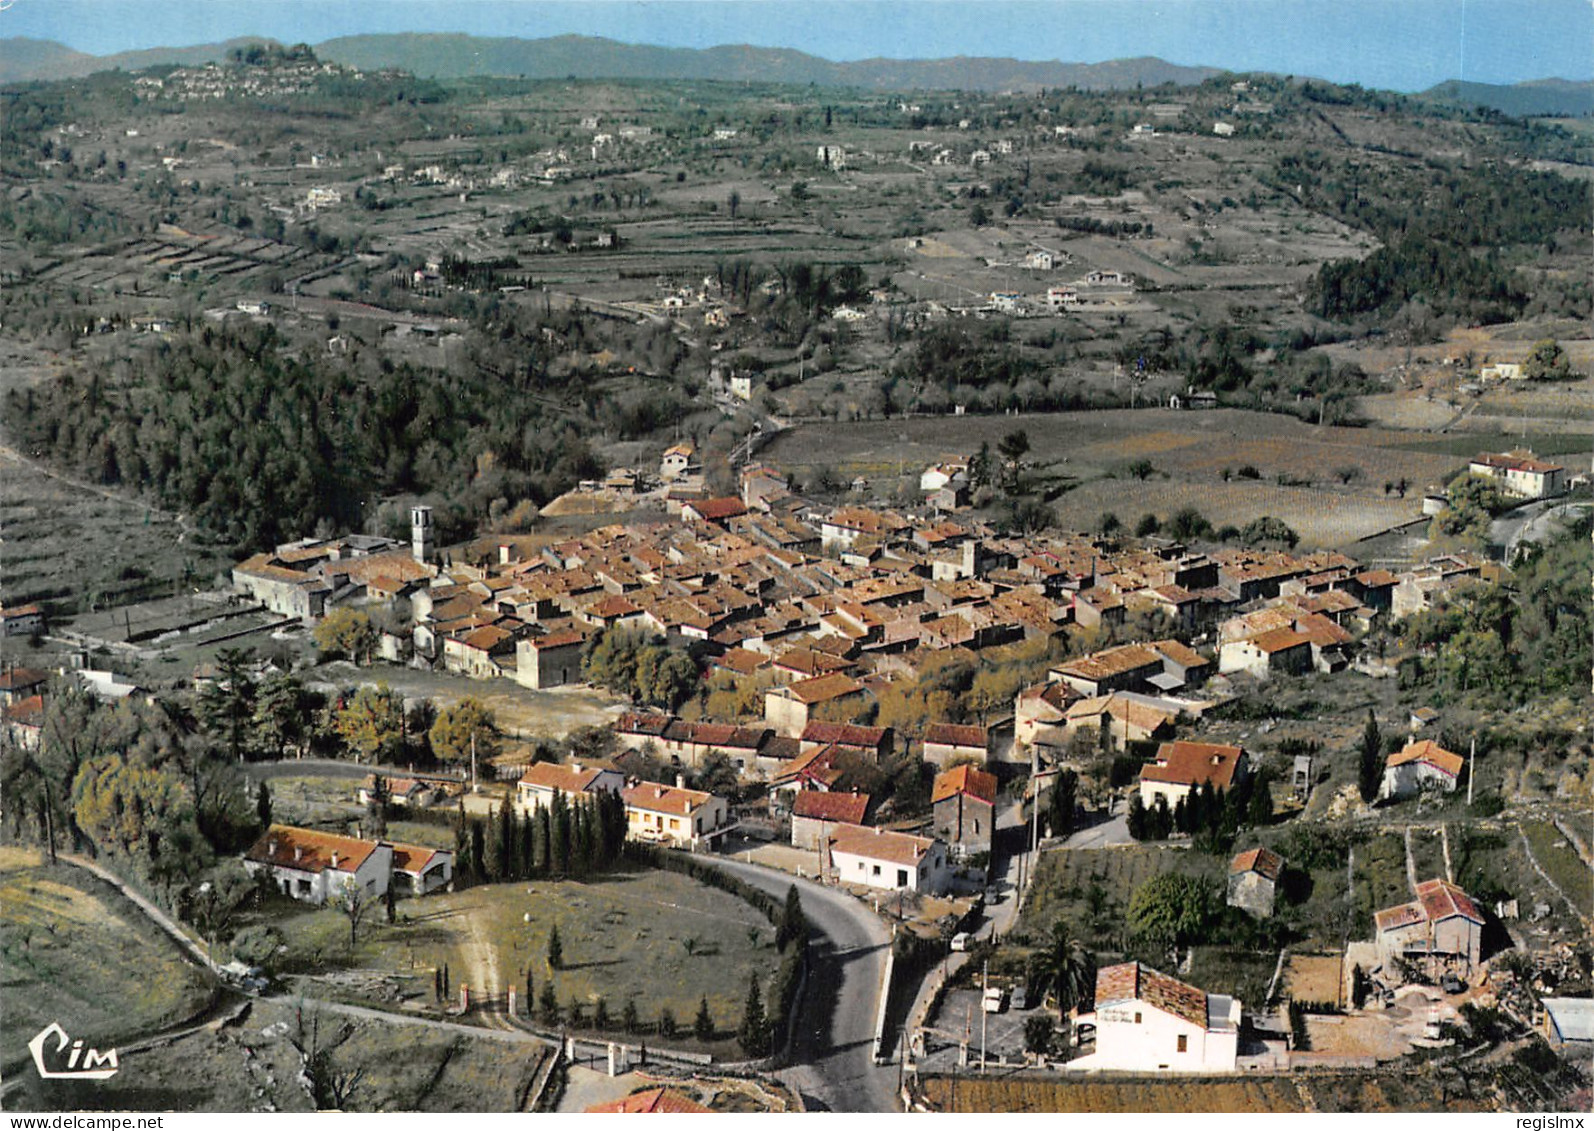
[0,34,1590,1118]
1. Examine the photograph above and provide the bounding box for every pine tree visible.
[693,995,715,1042]
[547,923,563,971]
[659,1006,677,1038]
[737,973,770,1057]
[539,981,560,1026]
[622,998,639,1034]
[1358,710,1383,803]
[566,995,585,1028]
[594,997,610,1030]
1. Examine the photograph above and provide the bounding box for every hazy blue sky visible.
[3,0,1589,91]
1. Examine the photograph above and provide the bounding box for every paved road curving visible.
[700,857,900,1113]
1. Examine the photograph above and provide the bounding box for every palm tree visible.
[1033,919,1096,1025]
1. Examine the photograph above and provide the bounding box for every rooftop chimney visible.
[675,774,687,790]
[330,851,340,869]
[266,838,278,855]
[293,845,303,862]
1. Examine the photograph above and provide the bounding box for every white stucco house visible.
[243,825,392,905]
[1380,740,1463,801]
[621,781,732,849]
[1070,962,1240,1073]
[827,825,949,895]
[516,760,625,815]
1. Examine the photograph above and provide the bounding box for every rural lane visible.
[702,856,900,1113]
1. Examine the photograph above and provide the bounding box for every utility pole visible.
[980,961,989,1073]
[470,731,478,794]
[1466,738,1475,806]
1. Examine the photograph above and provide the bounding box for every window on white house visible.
[1177,1035,1188,1053]
[1134,1012,1142,1024]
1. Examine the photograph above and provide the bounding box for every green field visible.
[1521,820,1594,923]
[1021,844,1224,950]
[0,849,215,1064]
[262,868,771,1043]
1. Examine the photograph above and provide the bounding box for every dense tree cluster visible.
[581,628,701,711]
[1399,517,1592,705]
[5,323,601,552]
[454,788,628,885]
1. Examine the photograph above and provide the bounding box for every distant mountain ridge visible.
[1,31,1219,91]
[5,31,1591,105]
[1420,77,1594,118]
[0,35,279,85]
[315,32,1221,90]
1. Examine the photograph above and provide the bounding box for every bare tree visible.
[331,884,373,952]
[288,1003,366,1110]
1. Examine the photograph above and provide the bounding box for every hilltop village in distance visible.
[0,38,1590,1116]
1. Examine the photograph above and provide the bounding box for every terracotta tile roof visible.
[791,790,870,825]
[828,824,937,868]
[587,594,642,619]
[1374,879,1483,932]
[585,1086,710,1114]
[685,496,749,521]
[773,647,856,678]
[1386,740,1464,778]
[622,782,714,817]
[245,824,381,875]
[784,672,865,705]
[932,764,998,806]
[1139,741,1246,790]
[1230,846,1284,881]
[1471,451,1563,475]
[924,722,988,749]
[519,762,610,793]
[1416,878,1484,925]
[2,694,44,726]
[801,721,888,749]
[712,647,769,676]
[0,667,50,692]
[616,711,673,736]
[389,842,449,875]
[1055,643,1162,682]
[532,628,585,649]
[1151,639,1209,669]
[1247,626,1311,654]
[1093,961,1208,1028]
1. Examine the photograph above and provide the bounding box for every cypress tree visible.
[738,973,770,1057]
[551,789,571,875]
[256,780,273,829]
[539,981,560,1026]
[1358,710,1383,803]
[547,923,563,970]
